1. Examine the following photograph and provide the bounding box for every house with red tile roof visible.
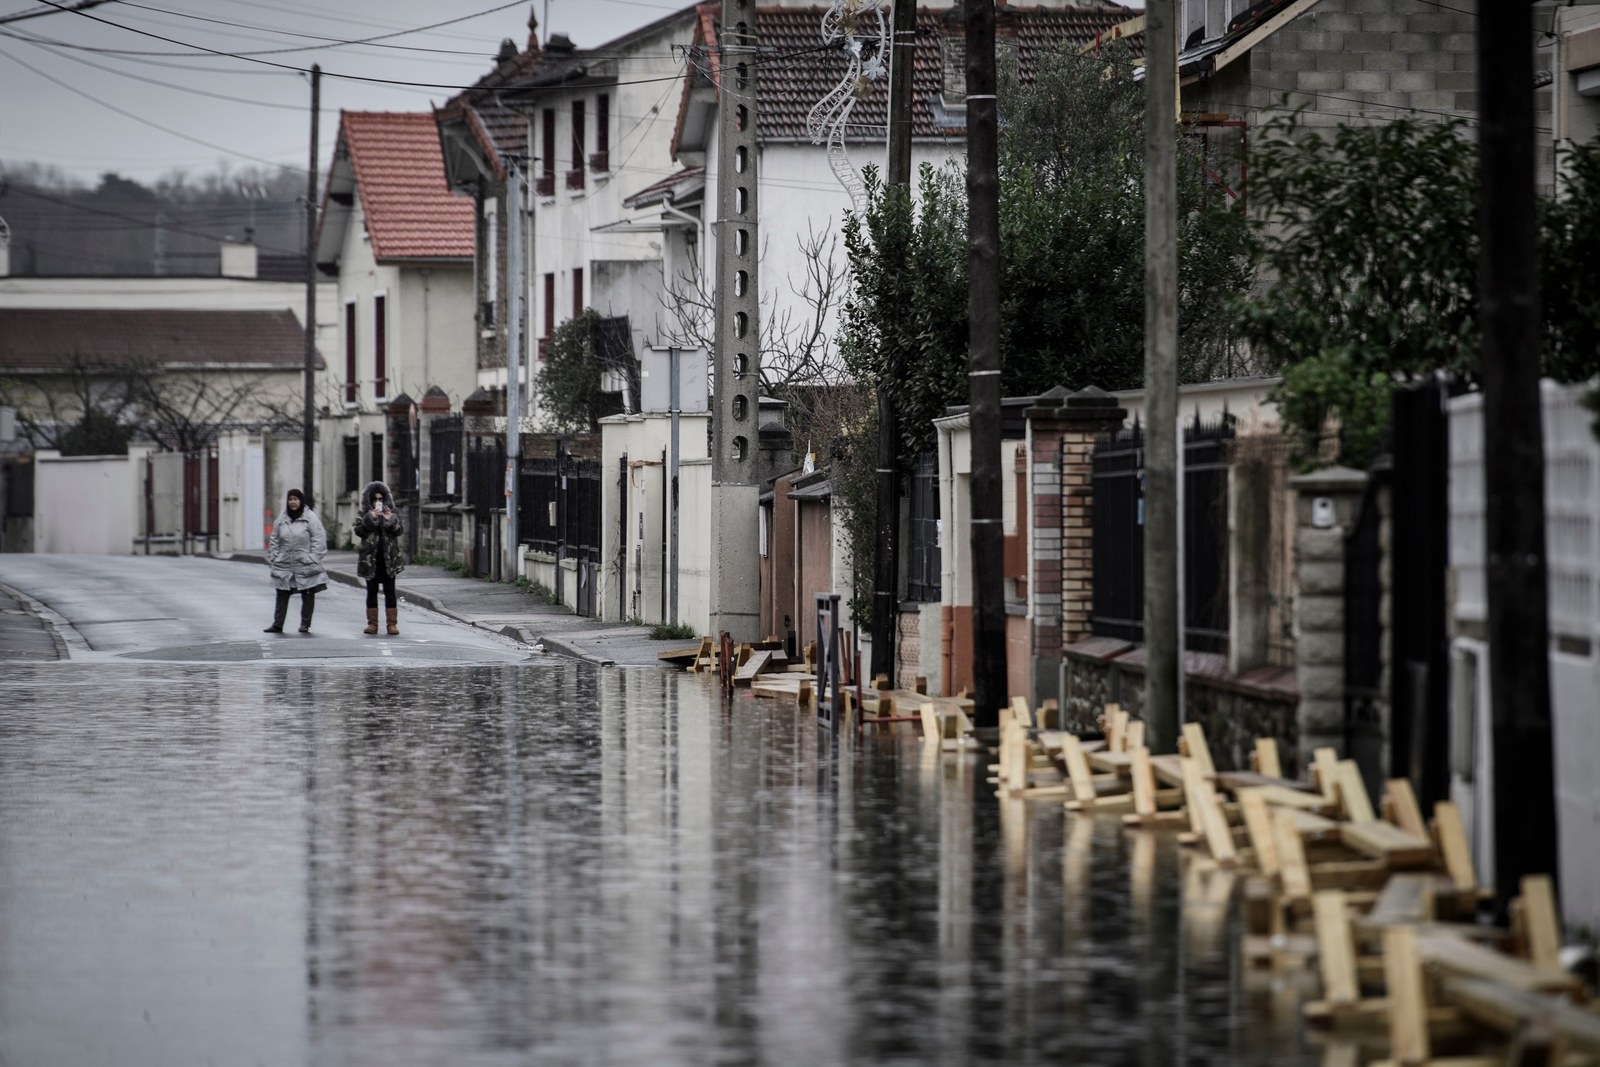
[313,109,477,525]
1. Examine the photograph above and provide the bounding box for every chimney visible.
[498,38,518,64]
[220,234,258,279]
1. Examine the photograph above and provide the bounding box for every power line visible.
[0,45,317,175]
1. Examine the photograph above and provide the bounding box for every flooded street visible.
[0,660,1316,1066]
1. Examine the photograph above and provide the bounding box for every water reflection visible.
[0,662,1317,1066]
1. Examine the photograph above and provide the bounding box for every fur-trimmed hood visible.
[359,480,396,513]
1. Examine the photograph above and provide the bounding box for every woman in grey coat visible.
[264,488,329,634]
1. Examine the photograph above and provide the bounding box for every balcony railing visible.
[588,150,609,174]
[535,174,555,198]
[565,168,585,191]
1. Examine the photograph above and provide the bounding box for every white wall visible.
[1447,382,1600,934]
[398,265,475,401]
[598,411,713,626]
[34,451,140,554]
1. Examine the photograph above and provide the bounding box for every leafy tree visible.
[533,308,622,433]
[1244,114,1600,465]
[1241,113,1481,466]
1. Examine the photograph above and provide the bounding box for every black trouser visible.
[271,588,316,627]
[365,571,397,610]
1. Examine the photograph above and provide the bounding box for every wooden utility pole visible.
[966,0,1005,732]
[871,0,917,685]
[1479,1,1557,915]
[1143,2,1179,753]
[302,64,320,504]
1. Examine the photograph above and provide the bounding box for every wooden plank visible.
[1125,719,1146,753]
[1339,821,1436,868]
[1182,722,1216,775]
[920,701,942,744]
[1150,753,1187,787]
[1433,801,1477,893]
[1274,806,1313,899]
[1131,746,1157,817]
[1196,776,1237,866]
[1255,737,1283,780]
[1067,787,1181,815]
[1520,875,1563,975]
[1229,782,1333,812]
[1180,757,1209,837]
[1313,890,1360,1006]
[1358,874,1442,933]
[1413,930,1586,996]
[732,649,776,685]
[1213,771,1321,797]
[1314,747,1341,800]
[1106,707,1128,753]
[1061,733,1099,804]
[1384,778,1430,842]
[1441,976,1600,1053]
[1086,749,1134,776]
[1384,926,1432,1065]
[1010,695,1033,729]
[1238,789,1280,877]
[1333,760,1377,824]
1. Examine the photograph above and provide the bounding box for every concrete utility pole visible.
[966,0,1005,732]
[505,161,526,582]
[302,64,321,505]
[1478,1,1557,915]
[871,0,917,685]
[1142,1,1179,754]
[709,0,762,641]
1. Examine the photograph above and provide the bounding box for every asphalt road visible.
[0,554,534,666]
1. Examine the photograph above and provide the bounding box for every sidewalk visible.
[0,582,66,662]
[217,551,691,668]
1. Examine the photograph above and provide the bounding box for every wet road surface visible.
[0,559,1317,1066]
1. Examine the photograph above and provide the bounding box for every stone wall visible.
[1062,640,1300,773]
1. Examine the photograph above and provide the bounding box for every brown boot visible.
[385,607,399,636]
[363,608,379,635]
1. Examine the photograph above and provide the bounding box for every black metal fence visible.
[518,449,602,615]
[466,436,505,516]
[907,451,941,602]
[1090,417,1233,654]
[429,416,462,501]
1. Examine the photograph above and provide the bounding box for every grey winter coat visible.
[355,479,406,580]
[268,508,329,592]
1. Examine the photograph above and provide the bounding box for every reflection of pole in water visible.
[936,754,974,1064]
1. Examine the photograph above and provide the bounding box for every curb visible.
[0,580,84,658]
[201,552,619,665]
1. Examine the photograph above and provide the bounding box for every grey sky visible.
[0,0,692,185]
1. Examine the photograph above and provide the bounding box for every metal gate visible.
[1344,476,1385,803]
[518,442,602,616]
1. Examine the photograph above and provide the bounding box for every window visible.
[568,99,586,190]
[573,267,583,316]
[542,272,556,346]
[592,93,610,172]
[370,432,384,484]
[343,301,357,404]
[373,293,388,398]
[539,108,557,197]
[342,435,359,494]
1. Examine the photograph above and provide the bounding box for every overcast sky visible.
[0,0,695,186]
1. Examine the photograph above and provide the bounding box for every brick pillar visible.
[1286,465,1368,771]
[1025,385,1125,709]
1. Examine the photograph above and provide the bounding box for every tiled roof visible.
[0,309,317,371]
[683,4,1140,145]
[341,112,474,261]
[623,165,706,208]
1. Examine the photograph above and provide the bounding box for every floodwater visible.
[0,661,1318,1066]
